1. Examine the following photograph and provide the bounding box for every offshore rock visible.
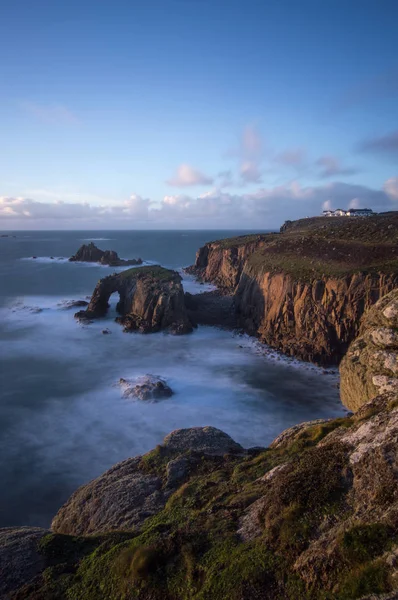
[118,375,173,401]
[69,242,142,266]
[75,265,193,335]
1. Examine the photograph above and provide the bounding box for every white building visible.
[322,208,374,217]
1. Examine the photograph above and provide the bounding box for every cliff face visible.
[75,265,193,335]
[235,269,398,365]
[186,234,271,290]
[340,288,398,410]
[188,215,398,365]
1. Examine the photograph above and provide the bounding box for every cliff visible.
[188,214,398,364]
[4,393,398,599]
[186,233,271,289]
[340,288,398,410]
[75,265,193,335]
[3,294,398,599]
[69,242,142,266]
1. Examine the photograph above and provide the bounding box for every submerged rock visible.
[75,265,193,335]
[58,299,89,310]
[69,242,142,267]
[118,375,173,401]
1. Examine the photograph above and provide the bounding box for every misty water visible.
[0,230,345,528]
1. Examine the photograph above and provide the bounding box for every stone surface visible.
[340,288,398,410]
[118,375,173,401]
[51,426,242,536]
[0,527,49,599]
[162,426,244,456]
[75,265,193,335]
[69,242,142,267]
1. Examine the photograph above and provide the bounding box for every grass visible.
[11,412,397,600]
[118,265,180,281]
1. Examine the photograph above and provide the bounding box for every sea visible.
[0,230,345,528]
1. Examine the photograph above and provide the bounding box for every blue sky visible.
[1,0,397,229]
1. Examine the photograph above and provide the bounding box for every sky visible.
[0,0,397,230]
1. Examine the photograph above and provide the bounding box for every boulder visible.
[118,375,173,401]
[51,427,243,536]
[0,527,49,599]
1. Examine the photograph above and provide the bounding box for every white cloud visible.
[1,179,395,229]
[384,177,398,200]
[166,164,213,187]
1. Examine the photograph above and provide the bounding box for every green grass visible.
[12,412,397,600]
[118,265,180,281]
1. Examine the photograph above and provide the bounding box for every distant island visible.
[69,242,142,267]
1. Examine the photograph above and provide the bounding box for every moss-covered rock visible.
[340,288,398,410]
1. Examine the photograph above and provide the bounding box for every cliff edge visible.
[188,214,398,364]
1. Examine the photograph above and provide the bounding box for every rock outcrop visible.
[51,427,244,536]
[340,288,398,410]
[69,242,142,266]
[75,265,193,335]
[118,375,173,401]
[185,233,270,290]
[9,392,398,600]
[188,214,398,365]
[0,527,49,599]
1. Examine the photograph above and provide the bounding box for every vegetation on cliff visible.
[189,213,398,365]
[6,395,398,600]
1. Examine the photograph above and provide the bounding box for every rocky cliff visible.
[4,391,398,599]
[4,293,398,599]
[340,288,398,410]
[189,214,398,364]
[75,265,193,335]
[186,233,271,289]
[69,242,142,266]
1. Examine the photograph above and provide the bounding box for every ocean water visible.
[0,230,345,528]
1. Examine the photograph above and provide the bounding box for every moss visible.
[338,560,392,599]
[209,233,273,249]
[388,397,398,411]
[284,418,353,455]
[119,265,179,281]
[340,523,394,563]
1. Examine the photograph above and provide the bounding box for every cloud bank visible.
[1,179,397,230]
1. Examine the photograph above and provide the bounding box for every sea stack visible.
[75,265,193,334]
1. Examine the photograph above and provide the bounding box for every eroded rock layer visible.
[340,288,398,410]
[75,265,193,334]
[188,214,398,364]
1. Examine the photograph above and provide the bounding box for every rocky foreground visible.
[188,214,398,365]
[2,292,398,599]
[75,265,193,334]
[69,242,142,267]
